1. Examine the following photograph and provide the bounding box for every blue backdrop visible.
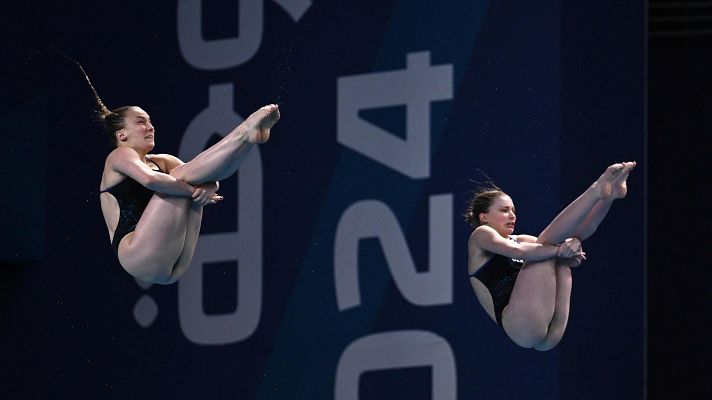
[1,1,644,399]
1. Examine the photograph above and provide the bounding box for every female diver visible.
[86,69,280,285]
[465,162,636,350]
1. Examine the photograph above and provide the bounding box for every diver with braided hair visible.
[80,65,280,284]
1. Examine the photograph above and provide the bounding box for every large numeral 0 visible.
[177,84,262,345]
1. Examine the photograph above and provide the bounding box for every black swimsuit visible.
[101,160,164,254]
[470,249,524,326]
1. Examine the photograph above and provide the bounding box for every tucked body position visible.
[89,71,280,284]
[465,162,635,350]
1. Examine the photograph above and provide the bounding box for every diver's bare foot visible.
[592,161,636,199]
[610,161,636,198]
[243,104,280,144]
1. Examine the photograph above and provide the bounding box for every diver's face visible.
[480,195,516,237]
[117,107,155,151]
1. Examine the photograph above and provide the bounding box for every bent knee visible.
[168,163,186,180]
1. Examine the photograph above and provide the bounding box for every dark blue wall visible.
[1,1,644,399]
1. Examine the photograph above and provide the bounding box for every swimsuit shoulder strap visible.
[146,155,165,173]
